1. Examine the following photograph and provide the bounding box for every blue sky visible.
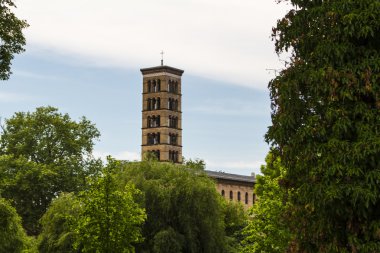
[1,1,290,175]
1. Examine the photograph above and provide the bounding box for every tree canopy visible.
[0,107,102,235]
[267,0,380,252]
[115,160,229,253]
[74,159,146,253]
[0,197,28,253]
[0,0,28,80]
[241,153,292,253]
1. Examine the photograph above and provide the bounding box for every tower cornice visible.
[140,65,184,76]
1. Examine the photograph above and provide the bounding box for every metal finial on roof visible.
[160,50,164,66]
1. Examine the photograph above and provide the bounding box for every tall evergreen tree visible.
[267,0,380,252]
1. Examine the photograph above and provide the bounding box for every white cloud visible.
[93,150,141,162]
[0,92,32,102]
[15,0,291,89]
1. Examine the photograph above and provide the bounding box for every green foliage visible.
[38,193,81,253]
[241,153,292,253]
[74,158,146,253]
[0,107,102,235]
[222,201,247,253]
[0,0,28,80]
[183,158,206,170]
[0,197,28,253]
[152,227,183,253]
[116,160,228,253]
[267,0,380,252]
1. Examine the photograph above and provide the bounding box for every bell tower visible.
[140,64,184,163]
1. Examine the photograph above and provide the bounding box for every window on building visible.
[174,81,178,93]
[155,150,160,160]
[253,194,255,204]
[157,79,161,91]
[238,192,241,202]
[230,191,233,200]
[153,80,157,92]
[147,80,151,93]
[221,190,225,197]
[245,192,248,204]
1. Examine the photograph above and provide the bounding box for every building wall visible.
[213,179,255,209]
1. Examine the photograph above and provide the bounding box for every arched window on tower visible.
[230,191,233,200]
[156,116,160,127]
[147,99,152,111]
[155,150,160,160]
[147,116,151,128]
[152,80,157,92]
[175,99,179,111]
[245,192,248,204]
[147,80,152,93]
[174,81,178,93]
[238,192,241,202]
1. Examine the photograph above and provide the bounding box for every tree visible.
[74,158,146,253]
[267,0,380,252]
[0,106,102,235]
[115,160,228,253]
[0,197,28,253]
[0,155,58,235]
[222,200,247,253]
[241,153,292,253]
[0,0,28,80]
[38,193,81,253]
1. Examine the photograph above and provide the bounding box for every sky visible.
[1,0,291,175]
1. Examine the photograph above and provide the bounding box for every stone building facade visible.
[206,170,256,208]
[140,65,184,163]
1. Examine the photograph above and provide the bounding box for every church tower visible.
[140,64,184,163]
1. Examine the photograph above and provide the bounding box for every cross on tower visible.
[160,50,164,66]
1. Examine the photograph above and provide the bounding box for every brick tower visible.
[140,64,184,163]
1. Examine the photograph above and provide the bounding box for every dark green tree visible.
[241,153,292,253]
[267,0,380,252]
[0,197,28,253]
[0,0,28,80]
[116,160,228,253]
[0,106,102,235]
[74,159,146,253]
[38,193,81,253]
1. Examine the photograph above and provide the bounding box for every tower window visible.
[147,133,160,145]
[152,80,157,92]
[174,81,178,93]
[221,190,225,197]
[157,79,161,91]
[147,80,152,93]
[169,133,178,145]
[148,116,160,128]
[245,192,248,204]
[238,192,241,202]
[229,191,233,200]
[169,150,179,162]
[168,116,178,128]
